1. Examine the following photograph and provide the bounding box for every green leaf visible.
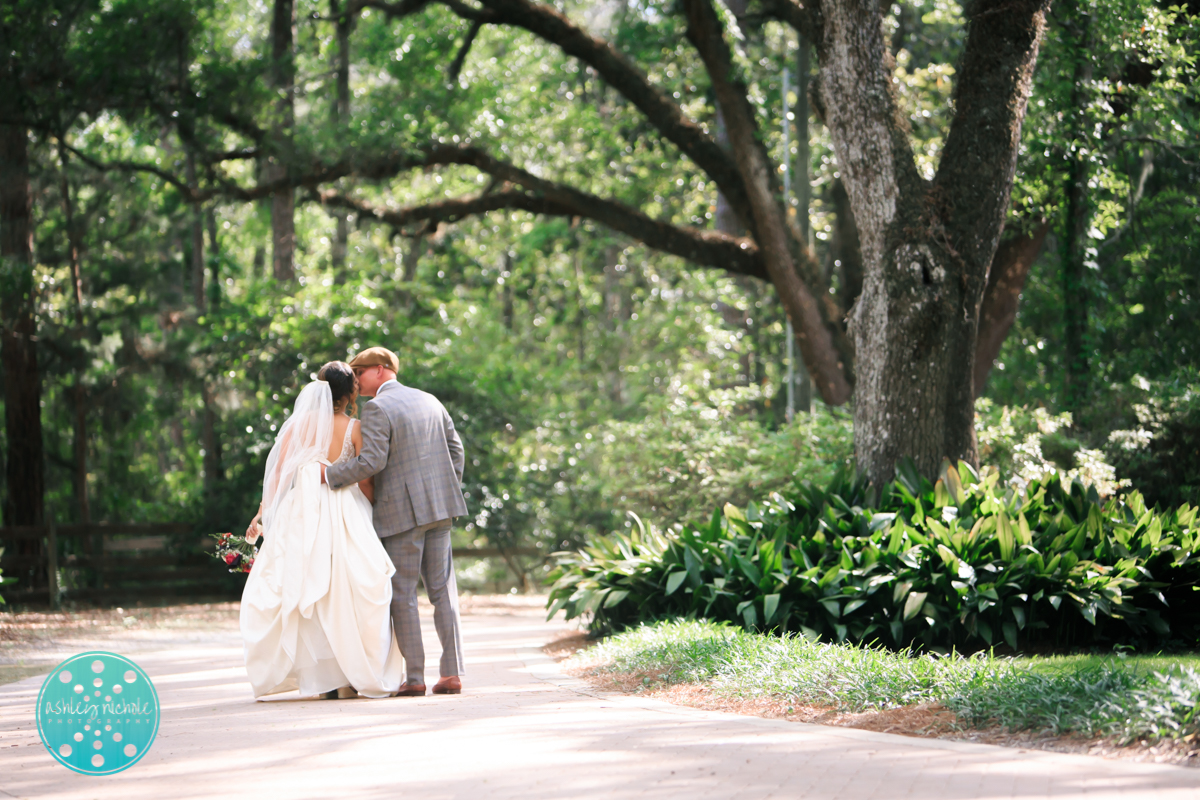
[934,479,951,509]
[1011,605,1026,630]
[603,589,630,608]
[736,554,762,585]
[1017,512,1033,546]
[843,598,868,615]
[977,618,994,645]
[903,591,928,621]
[741,603,758,629]
[665,570,688,596]
[996,511,1016,561]
[763,593,781,626]
[1002,621,1018,650]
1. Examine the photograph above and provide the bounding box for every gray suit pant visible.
[381,519,465,683]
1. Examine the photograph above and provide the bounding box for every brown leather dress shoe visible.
[432,676,461,695]
[393,681,427,697]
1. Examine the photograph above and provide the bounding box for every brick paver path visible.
[2,607,1198,799]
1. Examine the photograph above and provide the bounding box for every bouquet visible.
[210,532,257,574]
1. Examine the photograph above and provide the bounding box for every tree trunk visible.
[206,208,221,311]
[330,0,353,280]
[201,382,224,495]
[1061,9,1092,409]
[0,124,45,529]
[73,384,90,524]
[810,0,1046,483]
[252,245,265,278]
[791,37,814,413]
[501,251,514,330]
[187,151,205,310]
[973,221,1051,396]
[59,142,91,524]
[829,179,863,314]
[269,0,296,281]
[602,244,626,404]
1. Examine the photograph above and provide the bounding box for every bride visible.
[240,361,403,699]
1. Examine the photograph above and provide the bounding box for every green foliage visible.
[577,619,1200,742]
[548,459,1200,652]
[1106,375,1200,510]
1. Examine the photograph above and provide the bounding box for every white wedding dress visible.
[240,382,403,699]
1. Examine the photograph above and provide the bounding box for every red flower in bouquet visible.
[211,531,256,574]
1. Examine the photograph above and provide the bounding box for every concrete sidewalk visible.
[1,608,1197,799]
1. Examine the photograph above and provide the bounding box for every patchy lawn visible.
[546,619,1200,768]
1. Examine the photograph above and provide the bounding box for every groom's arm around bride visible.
[323,346,468,696]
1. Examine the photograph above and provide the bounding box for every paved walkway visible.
[1,607,1198,799]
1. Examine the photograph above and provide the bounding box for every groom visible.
[321,346,468,696]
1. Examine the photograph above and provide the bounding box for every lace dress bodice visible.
[334,419,356,465]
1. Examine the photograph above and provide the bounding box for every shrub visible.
[547,460,1200,652]
[1107,384,1200,511]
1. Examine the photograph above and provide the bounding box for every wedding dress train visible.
[240,384,403,699]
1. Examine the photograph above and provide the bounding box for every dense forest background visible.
[1,0,1197,591]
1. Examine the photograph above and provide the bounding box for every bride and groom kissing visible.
[239,346,468,700]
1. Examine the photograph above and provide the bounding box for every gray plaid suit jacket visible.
[325,380,468,538]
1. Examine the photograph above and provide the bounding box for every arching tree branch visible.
[683,0,851,404]
[318,186,767,278]
[422,0,754,229]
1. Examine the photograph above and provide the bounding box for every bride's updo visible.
[317,361,358,416]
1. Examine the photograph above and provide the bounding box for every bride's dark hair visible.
[317,361,359,416]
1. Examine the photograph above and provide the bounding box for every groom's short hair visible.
[348,346,399,374]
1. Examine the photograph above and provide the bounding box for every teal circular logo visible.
[36,652,160,775]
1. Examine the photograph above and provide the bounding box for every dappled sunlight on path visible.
[1,603,1197,799]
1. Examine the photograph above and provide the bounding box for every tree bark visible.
[201,382,224,495]
[829,179,863,315]
[206,208,221,311]
[1061,7,1092,409]
[684,0,852,406]
[269,0,296,281]
[805,0,1046,483]
[330,0,353,280]
[187,150,205,310]
[0,124,45,528]
[973,221,1051,396]
[59,142,91,525]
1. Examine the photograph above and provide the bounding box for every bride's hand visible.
[246,513,263,542]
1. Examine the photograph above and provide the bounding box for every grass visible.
[570,619,1200,744]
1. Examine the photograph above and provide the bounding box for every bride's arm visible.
[246,503,263,541]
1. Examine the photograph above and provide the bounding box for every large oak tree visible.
[310,0,1050,483]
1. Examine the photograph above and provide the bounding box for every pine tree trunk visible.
[330,0,352,280]
[187,151,205,310]
[1061,12,1092,409]
[0,124,45,529]
[269,0,296,281]
[59,142,91,525]
[202,383,224,495]
[73,384,90,524]
[206,209,221,311]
